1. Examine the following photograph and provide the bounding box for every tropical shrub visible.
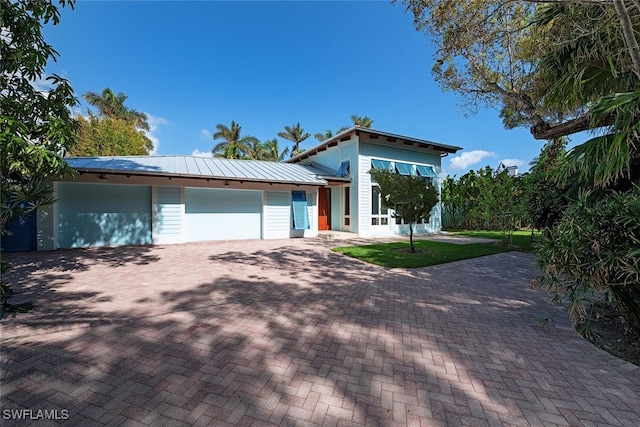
[534,187,640,333]
[441,165,528,233]
[524,139,569,234]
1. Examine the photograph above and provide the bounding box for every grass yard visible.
[332,240,510,268]
[447,229,540,253]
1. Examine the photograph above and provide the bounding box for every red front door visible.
[318,188,331,230]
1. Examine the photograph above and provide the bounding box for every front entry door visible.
[318,187,331,231]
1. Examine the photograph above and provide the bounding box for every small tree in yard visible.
[370,169,439,253]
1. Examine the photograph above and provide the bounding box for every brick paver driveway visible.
[2,238,639,426]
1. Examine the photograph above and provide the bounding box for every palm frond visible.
[556,90,640,188]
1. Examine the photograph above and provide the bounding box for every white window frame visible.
[343,186,351,229]
[371,185,389,226]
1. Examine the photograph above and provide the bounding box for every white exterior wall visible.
[357,149,374,237]
[302,144,344,172]
[37,182,57,251]
[357,139,443,237]
[263,191,291,239]
[292,131,449,239]
[305,191,318,238]
[153,186,184,244]
[298,136,358,233]
[36,174,321,249]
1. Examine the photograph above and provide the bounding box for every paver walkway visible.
[1,238,639,426]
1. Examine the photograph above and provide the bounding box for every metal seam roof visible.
[64,156,328,185]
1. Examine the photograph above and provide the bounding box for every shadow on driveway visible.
[1,240,639,426]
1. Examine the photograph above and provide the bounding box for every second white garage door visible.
[185,188,262,241]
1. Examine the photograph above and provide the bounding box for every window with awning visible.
[336,161,350,177]
[416,165,437,178]
[395,162,413,176]
[371,159,393,171]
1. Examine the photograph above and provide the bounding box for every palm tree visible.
[534,3,639,189]
[242,139,267,160]
[314,129,333,142]
[263,139,290,162]
[278,122,310,158]
[351,114,373,128]
[83,88,149,130]
[211,120,259,159]
[334,115,373,134]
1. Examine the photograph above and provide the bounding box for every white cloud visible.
[143,112,169,155]
[199,129,212,140]
[145,113,169,132]
[498,158,525,167]
[448,150,496,170]
[31,76,52,94]
[145,134,160,155]
[191,149,213,158]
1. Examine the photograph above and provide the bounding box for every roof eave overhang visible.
[67,169,327,187]
[288,127,462,163]
[317,176,352,184]
[288,128,358,163]
[356,128,462,154]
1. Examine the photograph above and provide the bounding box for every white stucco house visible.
[1,127,461,251]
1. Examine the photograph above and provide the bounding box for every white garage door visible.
[185,188,262,241]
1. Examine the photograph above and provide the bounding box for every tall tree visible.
[314,129,333,142]
[1,0,78,312]
[1,0,79,233]
[395,0,553,135]
[525,138,569,233]
[242,138,266,160]
[351,114,374,128]
[212,120,258,159]
[533,2,640,188]
[262,139,290,162]
[336,115,375,134]
[531,2,640,334]
[83,87,150,130]
[278,122,310,158]
[69,115,153,156]
[369,169,439,252]
[395,0,640,142]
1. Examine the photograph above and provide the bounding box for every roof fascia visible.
[68,169,327,187]
[288,127,461,163]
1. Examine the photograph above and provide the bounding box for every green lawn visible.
[447,229,540,253]
[332,240,510,268]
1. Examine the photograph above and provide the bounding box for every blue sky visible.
[42,0,579,177]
